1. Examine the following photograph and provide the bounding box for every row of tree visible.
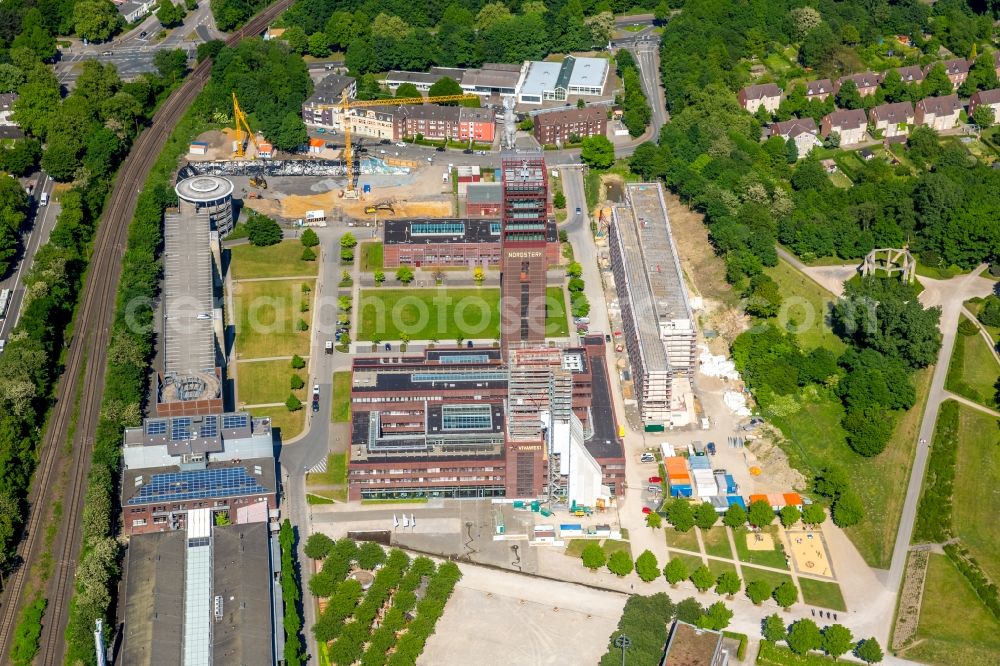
[273,0,630,73]
[0,1,123,47]
[279,520,306,665]
[761,616,884,663]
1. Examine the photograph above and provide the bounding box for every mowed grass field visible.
[901,554,1000,666]
[798,578,846,611]
[237,359,305,406]
[545,286,570,336]
[952,404,1000,582]
[945,318,1000,408]
[358,288,500,341]
[733,526,789,570]
[764,259,848,353]
[229,240,319,279]
[249,405,304,440]
[233,280,314,357]
[331,371,351,423]
[703,527,733,559]
[360,241,383,271]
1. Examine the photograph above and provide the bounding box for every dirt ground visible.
[746,531,775,551]
[190,129,240,161]
[785,529,834,578]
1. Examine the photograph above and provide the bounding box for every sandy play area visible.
[746,530,775,551]
[785,529,834,578]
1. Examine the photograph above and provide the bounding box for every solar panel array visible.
[171,417,193,441]
[200,415,218,438]
[128,467,270,505]
[439,354,490,365]
[146,420,168,436]
[412,222,465,235]
[412,371,508,383]
[222,414,249,430]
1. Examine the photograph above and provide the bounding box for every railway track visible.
[0,2,294,663]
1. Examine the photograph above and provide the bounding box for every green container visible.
[540,509,553,517]
[513,500,526,509]
[530,500,541,512]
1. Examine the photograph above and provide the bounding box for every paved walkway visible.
[775,246,857,297]
[942,391,1000,417]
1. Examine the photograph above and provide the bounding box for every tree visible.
[286,395,302,411]
[666,499,694,532]
[694,502,718,530]
[855,637,883,664]
[762,613,786,642]
[395,82,421,100]
[690,565,714,592]
[581,543,606,570]
[273,112,308,151]
[779,505,801,528]
[835,80,862,110]
[356,541,386,569]
[476,2,512,32]
[301,228,319,247]
[0,139,41,176]
[290,374,304,390]
[396,266,414,284]
[697,601,733,631]
[923,63,954,98]
[798,23,838,69]
[340,232,358,249]
[772,581,798,610]
[715,571,741,598]
[308,32,331,58]
[41,137,80,182]
[814,466,849,499]
[747,500,775,528]
[635,550,659,582]
[567,277,585,293]
[787,618,822,655]
[301,247,316,261]
[154,48,188,81]
[73,0,123,42]
[291,355,305,369]
[747,580,771,605]
[304,533,334,559]
[580,135,614,169]
[374,270,385,285]
[801,503,826,526]
[663,558,687,586]
[645,511,662,529]
[12,10,55,61]
[972,104,995,129]
[340,247,354,263]
[157,0,184,28]
[196,40,224,63]
[790,6,821,39]
[566,262,583,278]
[428,76,463,103]
[553,191,566,208]
[823,624,854,660]
[606,550,633,576]
[723,503,747,529]
[832,491,864,528]
[0,64,25,93]
[247,214,282,246]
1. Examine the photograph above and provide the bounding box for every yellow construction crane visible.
[320,90,478,198]
[232,91,262,159]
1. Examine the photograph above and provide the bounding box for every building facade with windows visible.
[381,218,559,268]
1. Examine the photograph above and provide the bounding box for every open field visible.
[357,288,501,341]
[703,527,733,559]
[734,526,788,570]
[664,527,700,552]
[945,317,1000,408]
[952,404,1000,582]
[763,259,847,353]
[330,371,351,423]
[707,559,738,579]
[798,578,846,611]
[900,553,1000,666]
[229,240,319,279]
[233,280,314,357]
[360,241,383,272]
[236,359,304,406]
[248,405,304,440]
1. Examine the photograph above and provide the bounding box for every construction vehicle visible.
[232,92,262,159]
[249,176,268,189]
[318,91,477,198]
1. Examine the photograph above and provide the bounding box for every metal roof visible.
[175,176,234,204]
[520,61,564,98]
[567,57,608,90]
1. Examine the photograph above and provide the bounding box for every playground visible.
[785,529,835,579]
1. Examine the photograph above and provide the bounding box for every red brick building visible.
[465,182,502,216]
[394,105,496,143]
[533,106,607,145]
[381,218,559,269]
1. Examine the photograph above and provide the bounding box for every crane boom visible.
[232,92,262,159]
[323,91,479,196]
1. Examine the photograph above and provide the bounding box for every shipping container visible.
[670,484,692,498]
[726,495,746,511]
[725,475,738,494]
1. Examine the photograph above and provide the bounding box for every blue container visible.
[726,495,746,510]
[690,457,711,470]
[670,484,693,498]
[724,474,738,494]
[363,183,371,193]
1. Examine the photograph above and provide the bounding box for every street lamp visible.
[613,634,631,666]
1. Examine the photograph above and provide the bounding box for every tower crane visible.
[319,90,478,198]
[232,91,262,159]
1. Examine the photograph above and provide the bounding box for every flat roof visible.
[122,458,276,506]
[162,211,216,377]
[175,176,234,204]
[382,218,556,245]
[351,368,510,394]
[520,61,564,98]
[662,621,723,666]
[583,348,624,460]
[212,522,275,665]
[122,530,186,666]
[466,182,502,203]
[567,57,608,89]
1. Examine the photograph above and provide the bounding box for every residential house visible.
[533,106,607,145]
[393,105,495,143]
[915,94,961,130]
[114,0,156,23]
[821,109,868,146]
[869,101,914,138]
[300,74,357,130]
[804,79,833,102]
[968,88,1000,121]
[924,58,970,89]
[767,118,821,157]
[349,107,396,140]
[895,65,924,86]
[836,72,883,97]
[737,83,781,114]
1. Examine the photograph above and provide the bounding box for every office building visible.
[381,218,558,269]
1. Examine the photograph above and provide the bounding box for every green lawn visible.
[763,259,847,353]
[964,299,1000,344]
[945,317,1000,408]
[545,286,570,337]
[233,280,314,357]
[707,559,738,579]
[237,359,306,406]
[361,241,383,271]
[330,371,351,423]
[566,538,632,559]
[741,567,794,594]
[230,240,319,279]
[703,527,733,559]
[306,452,348,496]
[952,404,1000,582]
[798,578,846,611]
[357,288,500,341]
[248,405,304,440]
[733,526,789,570]
[827,170,853,188]
[667,552,704,573]
[900,554,1000,666]
[665,527,700,552]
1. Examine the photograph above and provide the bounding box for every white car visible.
[396,142,406,147]
[312,384,320,397]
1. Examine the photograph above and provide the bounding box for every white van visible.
[39,192,48,206]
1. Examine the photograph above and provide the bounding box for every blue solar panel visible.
[413,371,507,383]
[439,354,490,365]
[200,416,218,438]
[127,467,270,505]
[145,420,167,436]
[222,414,249,430]
[171,417,192,441]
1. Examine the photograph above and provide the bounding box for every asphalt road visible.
[0,173,58,341]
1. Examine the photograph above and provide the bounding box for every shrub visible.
[291,354,306,369]
[302,246,316,261]
[958,318,980,336]
[290,374,305,390]
[301,228,319,247]
[247,213,282,246]
[978,296,1000,327]
[690,565,714,592]
[296,318,309,331]
[304,532,335,559]
[286,395,302,411]
[356,541,386,570]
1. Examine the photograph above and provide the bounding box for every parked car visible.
[707,442,717,455]
[641,506,652,515]
[466,340,474,348]
[379,138,391,144]
[396,142,406,147]
[317,128,326,134]
[436,146,446,152]
[647,485,661,494]
[311,400,319,413]
[605,334,611,343]
[312,384,320,398]
[575,207,581,214]
[385,342,392,351]
[640,453,655,463]
[463,148,473,154]
[648,476,662,484]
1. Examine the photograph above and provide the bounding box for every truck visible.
[325,340,333,354]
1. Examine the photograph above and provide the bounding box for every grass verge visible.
[237,359,305,406]
[249,406,305,440]
[945,316,1000,408]
[798,578,846,611]
[331,371,351,422]
[230,240,319,279]
[951,404,1000,582]
[360,241,383,271]
[233,279,314,357]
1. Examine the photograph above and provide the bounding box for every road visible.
[0,174,57,342]
[630,38,669,134]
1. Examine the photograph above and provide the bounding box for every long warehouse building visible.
[609,183,696,428]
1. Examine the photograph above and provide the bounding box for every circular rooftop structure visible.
[175,175,234,203]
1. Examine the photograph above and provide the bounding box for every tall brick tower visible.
[500,151,549,352]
